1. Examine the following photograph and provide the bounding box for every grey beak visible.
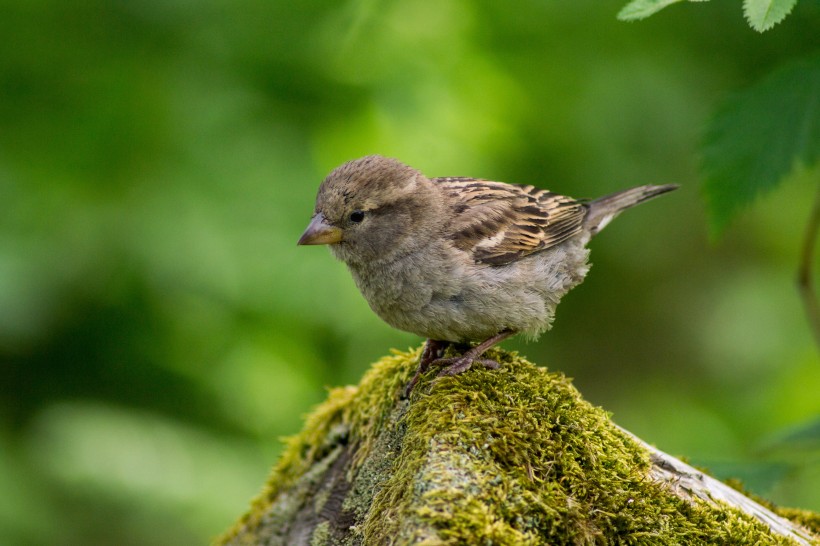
[297,213,343,245]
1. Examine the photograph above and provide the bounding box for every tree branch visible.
[798,180,820,350]
[218,348,819,545]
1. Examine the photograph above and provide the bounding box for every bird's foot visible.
[403,330,515,396]
[420,339,450,367]
[404,339,450,397]
[434,355,500,377]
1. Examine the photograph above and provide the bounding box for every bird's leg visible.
[435,330,515,377]
[404,339,451,397]
[419,338,451,369]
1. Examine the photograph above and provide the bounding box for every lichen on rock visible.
[217,346,819,545]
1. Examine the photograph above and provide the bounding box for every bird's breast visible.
[347,252,438,315]
[344,246,475,336]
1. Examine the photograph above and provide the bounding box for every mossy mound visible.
[217,346,819,545]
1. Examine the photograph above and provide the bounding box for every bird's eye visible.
[349,210,365,223]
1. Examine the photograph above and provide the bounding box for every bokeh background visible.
[2,1,819,544]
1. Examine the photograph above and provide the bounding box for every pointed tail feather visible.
[584,184,678,236]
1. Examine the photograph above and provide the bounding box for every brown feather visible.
[431,177,588,266]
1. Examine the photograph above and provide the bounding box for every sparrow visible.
[298,155,677,394]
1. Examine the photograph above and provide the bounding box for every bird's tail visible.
[584,184,678,236]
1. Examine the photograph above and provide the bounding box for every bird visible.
[297,155,677,394]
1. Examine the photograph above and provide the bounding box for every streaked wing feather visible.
[431,177,587,265]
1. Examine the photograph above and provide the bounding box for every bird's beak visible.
[297,213,343,245]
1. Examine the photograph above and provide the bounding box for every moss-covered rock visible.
[217,346,819,545]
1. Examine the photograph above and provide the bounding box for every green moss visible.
[724,478,820,538]
[775,508,820,537]
[217,350,415,544]
[218,345,818,545]
[310,521,331,546]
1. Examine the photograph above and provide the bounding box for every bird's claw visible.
[404,340,450,398]
[404,355,500,397]
[435,356,500,377]
[404,332,512,397]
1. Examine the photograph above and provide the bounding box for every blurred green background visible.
[1,1,819,544]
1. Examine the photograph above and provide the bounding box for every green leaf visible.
[761,417,820,454]
[617,0,689,21]
[702,54,820,234]
[743,0,799,32]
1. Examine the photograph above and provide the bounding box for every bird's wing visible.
[431,177,588,266]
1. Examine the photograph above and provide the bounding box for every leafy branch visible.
[702,54,820,347]
[618,0,820,345]
[799,183,820,348]
[618,0,800,32]
[700,55,820,234]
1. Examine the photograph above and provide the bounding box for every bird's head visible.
[298,155,439,265]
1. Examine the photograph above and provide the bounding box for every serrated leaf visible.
[743,0,799,32]
[702,54,820,234]
[617,0,688,21]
